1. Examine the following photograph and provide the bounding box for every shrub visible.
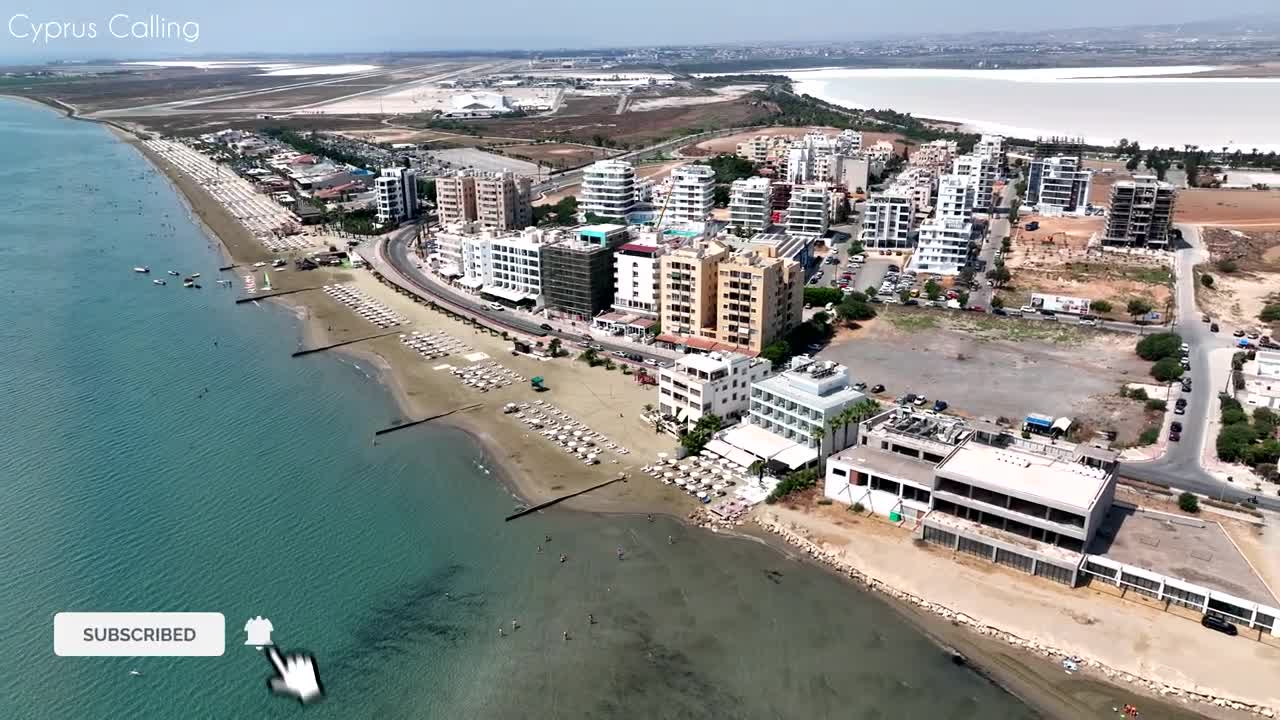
[1200,274,1215,288]
[1125,387,1149,401]
[1178,492,1200,513]
[1150,357,1184,382]
[804,286,843,307]
[1246,439,1280,467]
[1145,399,1167,412]
[1257,463,1279,482]
[1222,407,1249,426]
[1091,299,1113,313]
[817,498,833,505]
[1137,426,1160,446]
[1261,304,1280,323]
[767,468,820,502]
[852,502,865,513]
[1255,407,1279,437]
[1217,259,1238,273]
[1135,332,1182,361]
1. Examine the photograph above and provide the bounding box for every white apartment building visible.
[786,183,830,237]
[912,218,973,275]
[658,351,771,429]
[667,164,715,224]
[375,166,418,225]
[432,220,482,278]
[951,154,996,212]
[837,155,871,194]
[736,136,771,164]
[974,134,1006,167]
[580,160,637,221]
[865,140,896,164]
[729,177,773,232]
[612,239,664,318]
[483,228,546,306]
[891,167,935,214]
[749,356,868,457]
[1028,155,1092,214]
[859,192,915,249]
[935,173,975,222]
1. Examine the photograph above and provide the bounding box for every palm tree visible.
[810,425,828,472]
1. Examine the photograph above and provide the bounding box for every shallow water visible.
[0,98,1034,719]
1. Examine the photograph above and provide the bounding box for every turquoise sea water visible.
[0,98,1035,719]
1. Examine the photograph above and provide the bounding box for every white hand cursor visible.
[265,645,324,704]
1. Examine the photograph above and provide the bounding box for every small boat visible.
[191,273,200,278]
[167,270,179,276]
[129,669,142,677]
[153,279,166,285]
[183,280,195,288]
[133,266,150,273]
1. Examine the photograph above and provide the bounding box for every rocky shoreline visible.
[756,512,1276,719]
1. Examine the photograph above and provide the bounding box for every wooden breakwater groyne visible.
[291,329,404,357]
[373,403,484,440]
[234,286,321,304]
[504,476,627,522]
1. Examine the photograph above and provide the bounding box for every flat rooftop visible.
[1092,506,1277,606]
[937,440,1111,512]
[831,446,937,489]
[676,352,732,375]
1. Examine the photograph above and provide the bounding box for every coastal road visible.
[372,229,673,366]
[1116,224,1276,508]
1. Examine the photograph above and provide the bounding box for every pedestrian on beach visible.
[667,535,674,545]
[512,619,519,631]
[545,535,551,543]
[498,627,504,637]
[537,545,543,554]
[563,630,569,641]
[588,613,595,625]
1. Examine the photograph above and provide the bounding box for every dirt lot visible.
[499,142,612,170]
[463,96,775,148]
[1196,227,1280,330]
[1175,188,1280,226]
[1005,216,1173,319]
[1084,159,1133,206]
[682,126,907,158]
[817,309,1154,442]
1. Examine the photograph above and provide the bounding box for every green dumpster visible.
[888,511,902,522]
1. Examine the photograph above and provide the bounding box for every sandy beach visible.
[110,118,1251,719]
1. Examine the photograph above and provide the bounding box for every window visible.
[831,468,847,478]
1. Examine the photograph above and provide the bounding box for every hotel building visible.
[580,160,637,221]
[657,352,771,429]
[728,177,773,232]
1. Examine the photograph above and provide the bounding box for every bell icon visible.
[244,616,274,648]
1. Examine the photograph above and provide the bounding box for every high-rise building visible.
[474,171,533,231]
[657,239,802,354]
[786,183,830,237]
[859,192,916,249]
[935,173,976,222]
[1027,156,1092,214]
[1104,176,1177,248]
[612,239,664,318]
[666,164,715,223]
[659,240,728,340]
[729,177,773,232]
[435,171,477,225]
[973,134,1006,168]
[749,356,868,457]
[580,160,637,221]
[375,167,419,225]
[950,154,995,211]
[540,224,629,319]
[913,218,973,275]
[435,170,531,230]
[714,250,803,352]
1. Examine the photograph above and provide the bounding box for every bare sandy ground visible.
[626,85,763,112]
[1177,189,1280,226]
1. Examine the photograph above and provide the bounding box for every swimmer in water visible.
[537,545,543,553]
[588,613,595,625]
[563,630,569,641]
[560,553,567,563]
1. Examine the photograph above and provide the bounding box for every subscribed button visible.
[55,612,226,657]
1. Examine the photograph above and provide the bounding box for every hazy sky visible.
[2,0,1275,61]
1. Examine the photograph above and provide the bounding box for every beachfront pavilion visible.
[705,422,819,474]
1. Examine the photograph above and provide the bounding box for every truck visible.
[1024,221,1040,231]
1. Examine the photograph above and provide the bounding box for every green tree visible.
[1254,407,1279,437]
[1091,299,1113,314]
[1217,422,1259,463]
[1135,332,1182,361]
[813,310,831,326]
[837,292,876,323]
[1177,492,1200,513]
[679,413,724,455]
[1246,439,1280,466]
[1127,297,1155,322]
[924,279,942,301]
[1200,274,1215,288]
[761,340,791,368]
[990,295,1005,310]
[1260,304,1280,323]
[804,287,843,307]
[1150,357,1184,382]
[986,265,1012,288]
[956,291,970,307]
[898,288,912,304]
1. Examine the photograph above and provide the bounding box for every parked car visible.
[539,323,554,332]
[1180,343,1190,355]
[912,395,928,407]
[1202,314,1211,323]
[1210,323,1220,333]
[854,382,868,391]
[933,400,949,412]
[1234,329,1246,337]
[1202,613,1239,636]
[992,308,1008,316]
[900,393,918,406]
[870,384,886,394]
[588,343,604,351]
[1171,421,1184,433]
[1182,378,1193,392]
[644,358,658,367]
[487,302,505,311]
[1169,430,1181,442]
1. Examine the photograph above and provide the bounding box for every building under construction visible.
[1104,175,1177,248]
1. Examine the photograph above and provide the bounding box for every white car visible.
[487,302,504,311]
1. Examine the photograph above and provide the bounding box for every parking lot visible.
[818,312,1152,426]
